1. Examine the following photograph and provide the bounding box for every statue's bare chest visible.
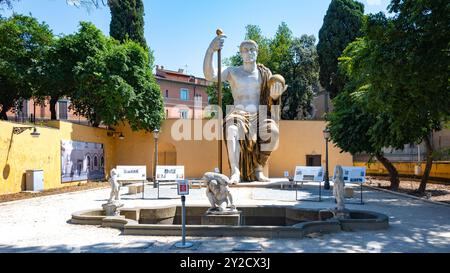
[228,68,261,94]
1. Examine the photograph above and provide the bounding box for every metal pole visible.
[319,180,322,201]
[361,184,363,205]
[181,195,186,245]
[154,137,158,188]
[155,136,159,199]
[216,29,223,173]
[175,195,193,248]
[324,139,330,190]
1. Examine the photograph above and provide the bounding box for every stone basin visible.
[71,205,389,238]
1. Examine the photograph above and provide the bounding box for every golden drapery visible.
[224,64,280,181]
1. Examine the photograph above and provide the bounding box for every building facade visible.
[155,66,211,120]
[5,97,88,124]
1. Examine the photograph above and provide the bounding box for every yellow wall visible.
[1,119,354,195]
[354,161,450,179]
[115,119,353,179]
[0,120,115,195]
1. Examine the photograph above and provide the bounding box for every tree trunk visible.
[418,135,433,194]
[0,107,9,120]
[50,97,58,120]
[91,113,101,127]
[376,152,400,190]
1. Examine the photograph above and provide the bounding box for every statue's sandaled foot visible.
[230,172,240,185]
[256,170,270,182]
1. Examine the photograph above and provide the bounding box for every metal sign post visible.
[175,180,193,249]
[157,179,160,199]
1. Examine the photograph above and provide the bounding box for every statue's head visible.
[335,165,344,180]
[110,168,117,177]
[240,40,258,63]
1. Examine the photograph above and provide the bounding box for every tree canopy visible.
[0,14,53,120]
[317,0,365,99]
[328,37,401,189]
[108,0,147,50]
[38,21,107,120]
[330,0,450,193]
[280,35,319,120]
[72,27,164,131]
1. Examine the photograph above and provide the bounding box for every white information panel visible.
[177,180,189,195]
[294,166,324,182]
[156,165,185,181]
[333,166,366,183]
[116,166,146,181]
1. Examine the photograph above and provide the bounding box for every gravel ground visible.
[0,182,110,203]
[0,182,449,253]
[366,176,450,204]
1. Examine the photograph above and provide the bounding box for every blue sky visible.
[1,0,390,77]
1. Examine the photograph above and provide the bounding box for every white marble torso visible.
[226,66,261,113]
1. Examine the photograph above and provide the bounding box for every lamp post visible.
[323,127,331,190]
[153,128,160,189]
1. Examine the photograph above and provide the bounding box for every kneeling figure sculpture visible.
[203,172,237,213]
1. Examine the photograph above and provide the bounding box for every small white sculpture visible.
[203,172,236,213]
[103,168,123,216]
[107,168,121,204]
[333,165,348,219]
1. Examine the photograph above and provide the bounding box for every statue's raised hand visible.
[270,82,288,100]
[209,34,227,52]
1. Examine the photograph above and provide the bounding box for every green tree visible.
[280,35,319,120]
[39,22,107,120]
[328,90,401,189]
[362,1,450,193]
[328,38,400,189]
[73,37,164,131]
[108,0,147,50]
[268,22,292,74]
[0,14,53,120]
[317,0,365,99]
[336,0,449,193]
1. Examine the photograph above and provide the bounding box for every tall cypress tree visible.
[108,0,147,49]
[317,0,364,99]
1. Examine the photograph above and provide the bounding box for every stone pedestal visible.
[102,202,124,216]
[201,211,242,226]
[333,209,350,220]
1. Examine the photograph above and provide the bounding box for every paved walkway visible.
[0,182,449,253]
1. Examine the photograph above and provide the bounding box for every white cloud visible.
[366,0,382,5]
